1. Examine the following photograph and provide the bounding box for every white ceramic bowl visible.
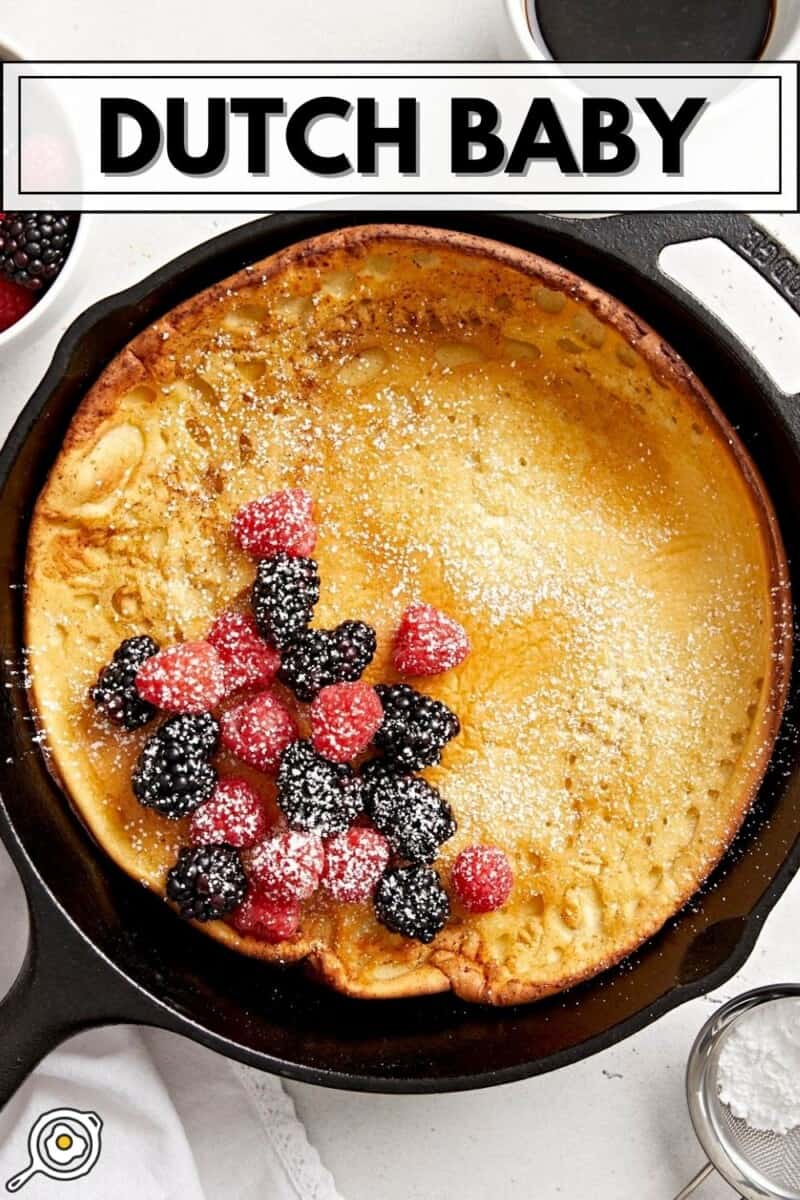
[0,215,89,353]
[497,0,547,59]
[498,0,800,60]
[767,0,800,57]
[0,37,88,354]
[0,34,22,62]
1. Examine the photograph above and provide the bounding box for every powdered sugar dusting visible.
[23,239,784,982]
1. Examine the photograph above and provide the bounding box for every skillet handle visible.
[0,883,156,1109]
[713,217,800,321]
[582,211,800,319]
[575,211,800,428]
[0,943,66,1111]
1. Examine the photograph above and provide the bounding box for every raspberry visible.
[452,845,514,913]
[220,692,297,773]
[393,602,470,676]
[208,610,281,695]
[230,891,301,942]
[321,827,390,903]
[374,864,450,942]
[248,829,324,901]
[0,277,35,333]
[189,778,269,848]
[311,682,383,763]
[251,553,320,649]
[166,844,247,921]
[232,488,317,558]
[135,641,225,713]
[277,740,363,836]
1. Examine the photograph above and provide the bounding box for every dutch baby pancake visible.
[25,225,791,1003]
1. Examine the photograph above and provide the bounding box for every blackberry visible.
[374,684,460,772]
[374,864,450,943]
[166,711,221,756]
[277,740,363,836]
[279,620,377,702]
[132,713,220,819]
[90,635,160,730]
[333,620,376,681]
[0,212,77,291]
[251,553,319,649]
[278,629,339,702]
[361,762,456,862]
[166,844,247,921]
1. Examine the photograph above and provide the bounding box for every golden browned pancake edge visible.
[25,225,792,1004]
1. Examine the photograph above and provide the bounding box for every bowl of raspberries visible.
[0,210,83,347]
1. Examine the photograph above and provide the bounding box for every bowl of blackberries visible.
[0,210,84,348]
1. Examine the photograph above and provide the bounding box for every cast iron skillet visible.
[0,212,798,1103]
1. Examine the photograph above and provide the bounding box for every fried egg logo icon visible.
[6,1108,102,1191]
[43,1122,88,1166]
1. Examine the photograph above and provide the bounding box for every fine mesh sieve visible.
[675,985,800,1200]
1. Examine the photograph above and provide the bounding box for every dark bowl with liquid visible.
[529,0,775,61]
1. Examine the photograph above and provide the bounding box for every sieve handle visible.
[672,1161,716,1200]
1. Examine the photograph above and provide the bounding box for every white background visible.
[1,4,799,1199]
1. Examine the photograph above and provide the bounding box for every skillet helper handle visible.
[592,211,800,319]
[713,216,800,320]
[581,211,800,434]
[0,887,148,1109]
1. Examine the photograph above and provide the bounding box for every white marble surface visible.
[1,6,799,1199]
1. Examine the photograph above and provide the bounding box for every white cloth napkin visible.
[0,843,342,1200]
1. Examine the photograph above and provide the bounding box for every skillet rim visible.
[0,211,797,1090]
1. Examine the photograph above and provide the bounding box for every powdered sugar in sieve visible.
[675,986,800,1200]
